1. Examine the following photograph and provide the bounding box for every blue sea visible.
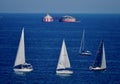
[0,13,120,84]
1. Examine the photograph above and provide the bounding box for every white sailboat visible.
[13,28,33,72]
[56,40,73,74]
[79,30,91,56]
[89,40,106,70]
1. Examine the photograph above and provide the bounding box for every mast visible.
[83,30,85,51]
[57,40,71,70]
[14,28,25,66]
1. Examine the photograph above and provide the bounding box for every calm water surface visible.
[0,14,120,84]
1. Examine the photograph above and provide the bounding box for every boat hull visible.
[80,51,91,56]
[89,66,106,71]
[14,68,33,72]
[80,53,91,56]
[56,70,73,74]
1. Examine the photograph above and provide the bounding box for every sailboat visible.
[79,30,91,56]
[13,28,33,72]
[56,40,73,74]
[89,40,106,71]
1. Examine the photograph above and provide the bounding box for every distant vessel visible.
[56,40,73,74]
[43,13,54,22]
[79,30,91,56]
[59,15,76,22]
[13,28,33,72]
[89,40,106,71]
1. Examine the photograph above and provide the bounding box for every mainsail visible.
[101,42,106,69]
[79,30,85,53]
[57,40,71,70]
[14,28,25,67]
[93,40,106,68]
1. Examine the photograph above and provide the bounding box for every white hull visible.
[14,68,33,72]
[56,70,73,74]
[89,66,106,71]
[80,51,91,56]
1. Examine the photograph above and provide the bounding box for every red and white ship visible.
[43,14,54,22]
[59,15,76,22]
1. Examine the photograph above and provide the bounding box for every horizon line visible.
[0,12,120,14]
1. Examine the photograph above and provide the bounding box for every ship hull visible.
[60,20,76,22]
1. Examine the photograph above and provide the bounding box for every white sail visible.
[14,28,25,66]
[101,43,106,69]
[57,40,71,69]
[79,30,85,53]
[89,40,106,70]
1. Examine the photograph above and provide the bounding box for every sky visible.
[0,0,120,13]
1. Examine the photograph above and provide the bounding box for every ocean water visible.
[0,13,120,84]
